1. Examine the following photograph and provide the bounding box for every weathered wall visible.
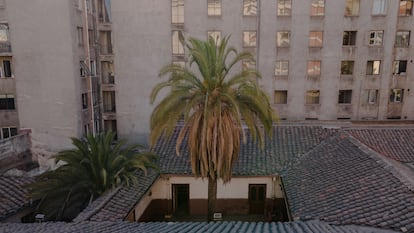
[0,132,32,173]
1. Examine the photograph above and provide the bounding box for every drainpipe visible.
[280,177,293,221]
[256,0,261,72]
[82,0,96,135]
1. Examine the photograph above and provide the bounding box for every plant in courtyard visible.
[27,131,157,221]
[150,35,275,220]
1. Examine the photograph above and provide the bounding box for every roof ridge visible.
[345,131,414,191]
[73,186,123,222]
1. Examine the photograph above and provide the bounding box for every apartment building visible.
[109,0,414,143]
[0,0,117,161]
[1,0,414,157]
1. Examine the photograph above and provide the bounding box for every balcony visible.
[103,104,115,113]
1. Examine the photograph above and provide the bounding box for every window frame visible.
[274,90,288,104]
[0,94,15,110]
[372,0,387,15]
[310,0,325,16]
[0,24,9,42]
[172,30,184,55]
[390,89,404,103]
[366,60,381,75]
[171,0,184,24]
[309,31,323,47]
[277,0,292,16]
[392,60,408,75]
[207,30,222,45]
[395,30,411,48]
[341,60,355,75]
[306,90,320,105]
[276,31,291,47]
[243,0,258,16]
[367,89,379,104]
[345,0,360,16]
[275,60,289,76]
[207,0,221,16]
[399,0,413,16]
[0,126,17,140]
[338,90,353,104]
[368,30,384,46]
[0,56,12,78]
[82,93,88,109]
[343,31,357,46]
[243,31,257,47]
[307,60,321,77]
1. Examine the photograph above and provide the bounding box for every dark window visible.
[341,60,354,75]
[338,90,352,104]
[343,31,357,46]
[0,94,15,110]
[82,93,88,109]
[3,60,11,77]
[393,60,407,75]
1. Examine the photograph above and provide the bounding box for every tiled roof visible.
[155,125,338,175]
[74,169,159,222]
[0,175,34,220]
[346,128,414,163]
[0,220,399,233]
[283,133,414,232]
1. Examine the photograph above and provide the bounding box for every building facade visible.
[1,0,414,158]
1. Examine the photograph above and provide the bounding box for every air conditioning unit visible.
[213,212,222,220]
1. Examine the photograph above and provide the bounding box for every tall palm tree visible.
[27,131,157,221]
[150,36,275,220]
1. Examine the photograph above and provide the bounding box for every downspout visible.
[280,177,293,221]
[256,0,261,72]
[82,0,96,135]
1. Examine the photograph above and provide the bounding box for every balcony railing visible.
[103,75,115,84]
[100,44,113,55]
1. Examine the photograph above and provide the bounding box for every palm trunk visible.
[207,176,217,222]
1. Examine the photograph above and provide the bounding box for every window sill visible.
[371,14,387,17]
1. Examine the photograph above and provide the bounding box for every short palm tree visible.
[27,131,157,221]
[150,36,275,220]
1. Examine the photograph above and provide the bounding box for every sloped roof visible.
[156,125,338,175]
[283,133,414,232]
[74,169,159,222]
[0,220,399,233]
[0,175,34,220]
[346,128,414,163]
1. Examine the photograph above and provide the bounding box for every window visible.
[172,0,184,24]
[390,89,404,102]
[275,61,289,76]
[341,60,354,75]
[277,0,292,16]
[102,61,114,84]
[172,30,184,55]
[343,31,357,46]
[366,60,381,75]
[1,127,17,140]
[103,91,116,112]
[77,27,84,45]
[88,29,94,45]
[309,31,323,47]
[311,0,325,16]
[0,57,12,78]
[243,31,257,47]
[392,60,407,75]
[208,31,221,45]
[367,89,378,104]
[372,0,387,15]
[90,60,96,76]
[395,31,410,47]
[0,24,8,42]
[80,61,86,77]
[208,0,221,16]
[242,60,256,71]
[98,0,111,23]
[0,94,15,110]
[399,0,413,16]
[243,0,257,16]
[306,90,320,104]
[82,93,88,109]
[274,90,288,104]
[368,30,384,46]
[338,90,352,104]
[307,60,321,76]
[276,31,290,47]
[345,0,359,16]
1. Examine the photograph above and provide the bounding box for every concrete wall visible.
[0,132,31,172]
[6,0,82,155]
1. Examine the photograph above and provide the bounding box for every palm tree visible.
[27,131,157,221]
[150,36,275,220]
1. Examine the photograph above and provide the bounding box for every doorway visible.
[172,184,189,216]
[249,184,266,214]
